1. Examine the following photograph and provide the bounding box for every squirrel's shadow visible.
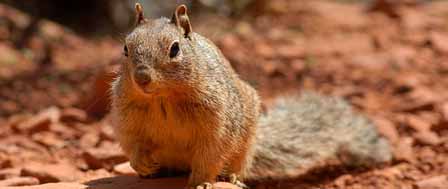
[84,176,188,189]
[84,175,240,189]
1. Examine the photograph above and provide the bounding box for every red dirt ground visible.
[1,1,448,188]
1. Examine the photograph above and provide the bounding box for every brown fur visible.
[111,4,391,188]
[111,4,259,188]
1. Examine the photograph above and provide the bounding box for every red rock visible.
[261,62,277,76]
[407,116,431,132]
[400,8,428,31]
[372,117,399,144]
[414,131,441,146]
[391,46,416,67]
[302,1,367,31]
[31,132,66,148]
[414,175,448,189]
[20,161,82,183]
[78,169,112,183]
[393,137,415,162]
[401,102,435,113]
[417,111,441,129]
[82,142,127,169]
[79,132,100,148]
[290,59,306,73]
[276,44,305,59]
[419,147,436,163]
[7,114,31,130]
[409,88,439,105]
[372,165,403,180]
[49,123,79,139]
[99,122,115,141]
[14,107,60,134]
[430,32,448,54]
[1,135,49,155]
[255,42,275,58]
[0,177,39,187]
[2,182,86,189]
[61,108,87,123]
[333,174,353,188]
[219,34,240,50]
[113,162,136,175]
[0,168,21,179]
[0,155,12,169]
[441,102,448,122]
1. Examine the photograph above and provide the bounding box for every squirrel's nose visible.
[134,65,152,86]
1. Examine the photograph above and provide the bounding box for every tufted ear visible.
[135,3,148,26]
[171,4,192,38]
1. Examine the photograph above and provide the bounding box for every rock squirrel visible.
[110,4,392,189]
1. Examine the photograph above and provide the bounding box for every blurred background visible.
[1,0,448,188]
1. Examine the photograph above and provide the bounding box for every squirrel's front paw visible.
[192,182,213,189]
[229,174,248,189]
[130,156,159,177]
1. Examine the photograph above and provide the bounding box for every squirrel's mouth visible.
[141,87,157,94]
[134,81,169,97]
[130,74,159,95]
[137,84,160,95]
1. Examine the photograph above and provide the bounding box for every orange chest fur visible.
[118,100,218,148]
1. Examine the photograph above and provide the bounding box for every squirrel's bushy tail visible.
[244,93,392,181]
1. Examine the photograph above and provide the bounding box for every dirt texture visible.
[1,0,448,189]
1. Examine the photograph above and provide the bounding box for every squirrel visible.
[110,4,392,189]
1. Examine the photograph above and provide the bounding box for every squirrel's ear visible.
[135,3,148,26]
[171,4,192,38]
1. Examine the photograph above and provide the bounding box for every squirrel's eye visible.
[169,41,180,58]
[123,45,128,57]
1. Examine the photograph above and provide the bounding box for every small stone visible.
[441,102,448,122]
[79,132,100,148]
[373,117,399,144]
[50,123,78,139]
[21,161,82,183]
[78,169,112,183]
[113,162,136,175]
[82,142,127,169]
[333,174,353,188]
[0,157,12,169]
[414,175,448,189]
[372,166,402,180]
[394,137,415,162]
[99,122,115,141]
[277,44,305,59]
[0,168,21,179]
[61,108,87,122]
[407,116,431,132]
[414,131,441,146]
[0,177,39,187]
[6,114,31,130]
[31,131,66,148]
[430,32,448,54]
[255,42,275,58]
[14,107,60,134]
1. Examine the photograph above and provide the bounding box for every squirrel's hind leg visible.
[187,144,226,188]
[219,146,251,188]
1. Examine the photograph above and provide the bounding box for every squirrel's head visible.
[122,3,195,97]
